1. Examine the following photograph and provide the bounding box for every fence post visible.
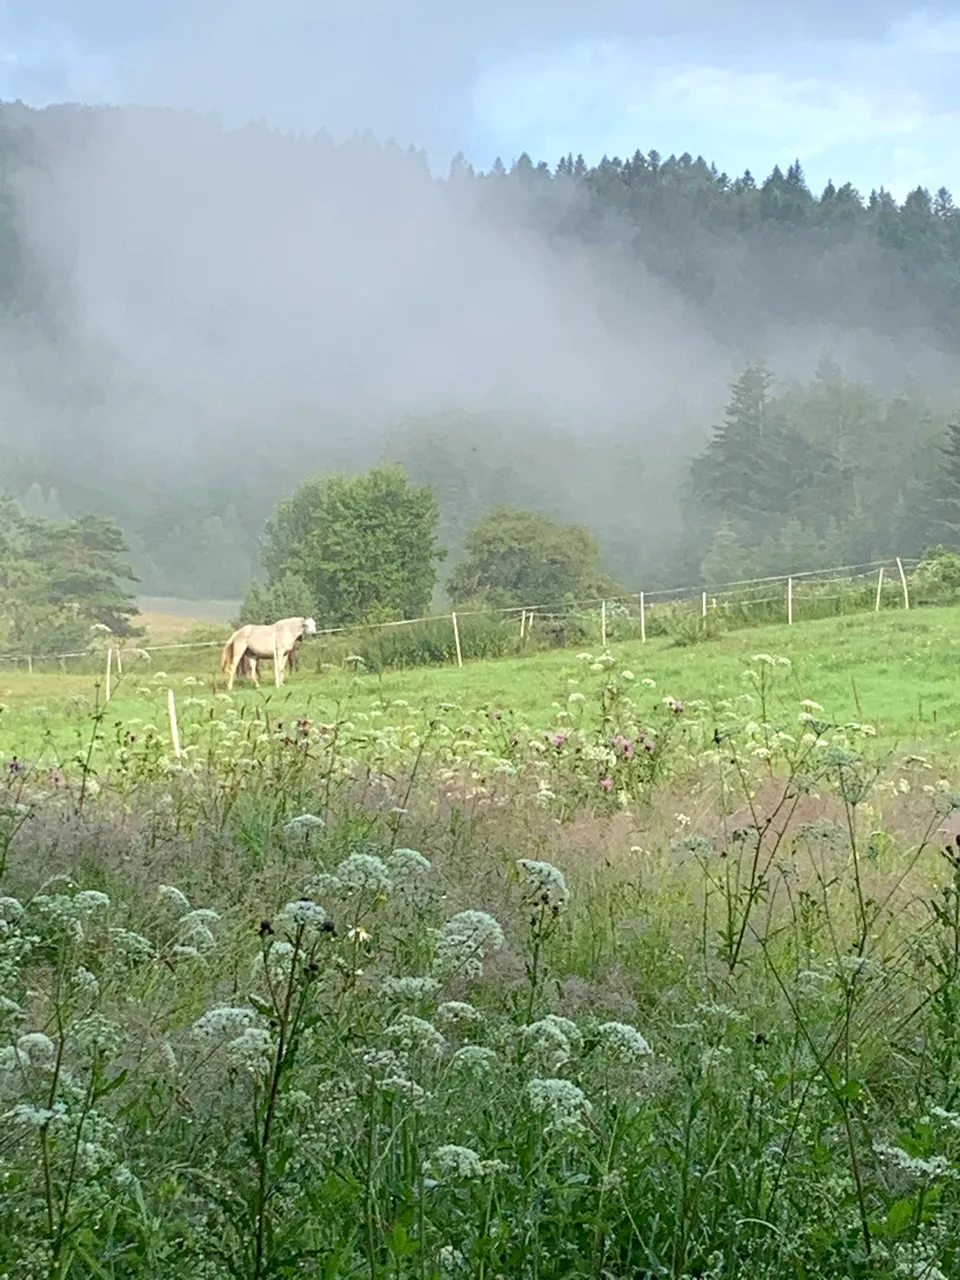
[601,599,607,649]
[875,565,884,612]
[640,592,646,644]
[105,647,113,702]
[701,591,707,619]
[167,688,181,759]
[787,577,793,625]
[116,646,123,676]
[26,655,32,675]
[451,612,463,668]
[896,557,910,610]
[520,609,526,641]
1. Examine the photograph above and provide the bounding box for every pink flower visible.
[600,776,613,791]
[551,731,568,749]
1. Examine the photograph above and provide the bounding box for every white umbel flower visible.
[597,1021,652,1063]
[516,859,569,908]
[527,1077,592,1133]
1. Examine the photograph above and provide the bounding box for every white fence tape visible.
[0,556,921,668]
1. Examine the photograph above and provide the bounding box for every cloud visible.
[470,12,960,196]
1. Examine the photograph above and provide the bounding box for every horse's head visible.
[302,617,318,636]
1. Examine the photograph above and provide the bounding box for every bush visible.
[909,546,960,606]
[306,612,521,673]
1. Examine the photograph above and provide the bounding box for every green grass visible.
[3,602,960,762]
[5,605,960,1275]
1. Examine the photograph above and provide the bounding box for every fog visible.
[5,0,960,596]
[29,112,727,430]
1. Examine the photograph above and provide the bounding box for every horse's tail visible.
[220,638,234,674]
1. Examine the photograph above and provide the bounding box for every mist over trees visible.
[1,101,959,601]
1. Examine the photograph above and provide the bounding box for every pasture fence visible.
[0,555,937,679]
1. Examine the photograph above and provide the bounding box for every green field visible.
[3,602,960,764]
[5,603,960,1277]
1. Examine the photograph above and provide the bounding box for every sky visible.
[1,0,959,199]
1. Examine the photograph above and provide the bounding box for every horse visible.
[236,634,303,685]
[220,617,317,690]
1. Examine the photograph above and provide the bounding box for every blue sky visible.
[2,1,960,199]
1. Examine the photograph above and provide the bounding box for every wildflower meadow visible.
[3,614,960,1277]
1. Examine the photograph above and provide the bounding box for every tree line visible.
[6,350,960,654]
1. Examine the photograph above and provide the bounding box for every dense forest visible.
[0,99,959,600]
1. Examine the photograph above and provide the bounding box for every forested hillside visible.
[0,100,958,597]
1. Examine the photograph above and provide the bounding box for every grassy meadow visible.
[3,604,960,1276]
[2,602,960,763]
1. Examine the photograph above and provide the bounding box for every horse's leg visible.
[228,642,245,691]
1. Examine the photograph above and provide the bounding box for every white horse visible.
[220,616,317,690]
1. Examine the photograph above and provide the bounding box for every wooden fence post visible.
[896,557,910,610]
[701,591,707,618]
[787,577,793,625]
[105,647,113,702]
[875,565,884,612]
[640,592,646,644]
[601,599,607,649]
[167,688,181,759]
[451,613,463,668]
[520,609,526,641]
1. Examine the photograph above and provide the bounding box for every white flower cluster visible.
[108,929,154,962]
[450,1045,497,1072]
[336,853,392,893]
[874,1143,954,1181]
[72,1015,122,1059]
[275,899,329,935]
[438,1245,464,1274]
[0,896,24,923]
[380,1076,429,1107]
[521,1015,582,1069]
[516,859,569,909]
[379,976,441,1001]
[253,940,296,986]
[2,1101,68,1128]
[307,853,393,899]
[157,884,191,914]
[426,1144,485,1179]
[527,1077,592,1134]
[282,813,326,845]
[389,848,432,880]
[434,911,505,979]
[385,1014,446,1057]
[226,1027,276,1077]
[191,1005,259,1042]
[177,909,220,953]
[15,1032,56,1067]
[596,1021,653,1064]
[436,1001,483,1026]
[73,891,111,916]
[72,967,100,997]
